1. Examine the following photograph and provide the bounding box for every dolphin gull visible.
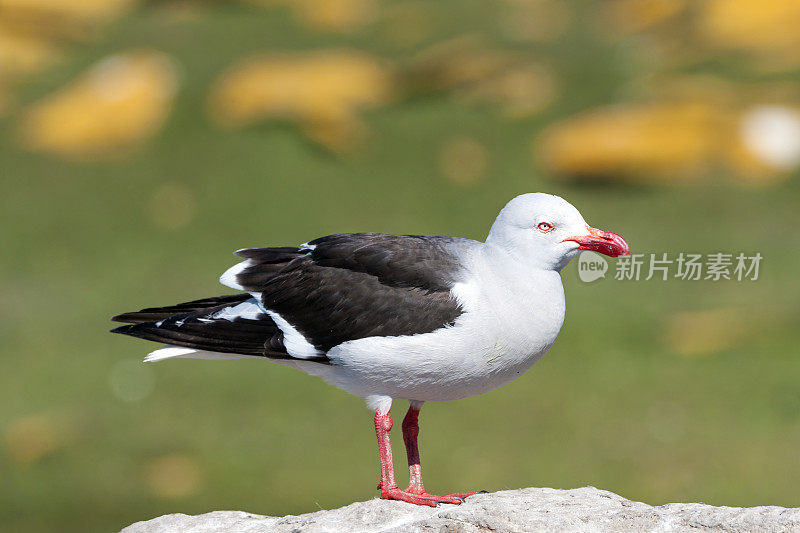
[111,192,629,507]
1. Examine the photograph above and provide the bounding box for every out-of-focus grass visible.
[1,2,800,532]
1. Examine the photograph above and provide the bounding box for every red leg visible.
[374,410,462,506]
[374,404,485,506]
[401,404,484,500]
[402,405,425,494]
[374,410,398,492]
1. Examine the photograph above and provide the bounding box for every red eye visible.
[537,222,554,232]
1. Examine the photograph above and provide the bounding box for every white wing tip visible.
[145,345,260,361]
[265,310,323,359]
[219,259,252,290]
[144,346,198,362]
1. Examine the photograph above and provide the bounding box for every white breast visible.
[317,246,567,401]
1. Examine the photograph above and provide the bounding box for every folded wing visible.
[224,233,466,353]
[112,233,466,363]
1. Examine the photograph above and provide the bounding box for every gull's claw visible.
[445,491,484,499]
[381,486,465,506]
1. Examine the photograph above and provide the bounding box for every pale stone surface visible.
[121,486,800,533]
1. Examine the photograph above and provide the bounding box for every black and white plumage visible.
[112,293,302,360]
[112,233,465,364]
[111,193,630,506]
[112,193,629,404]
[232,234,464,353]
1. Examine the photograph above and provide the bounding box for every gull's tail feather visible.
[110,295,329,364]
[143,345,254,362]
[111,294,250,324]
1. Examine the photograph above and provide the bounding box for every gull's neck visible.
[476,241,565,304]
[467,241,567,359]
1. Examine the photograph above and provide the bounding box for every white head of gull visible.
[487,193,628,270]
[111,192,629,507]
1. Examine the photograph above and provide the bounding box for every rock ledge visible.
[121,486,800,533]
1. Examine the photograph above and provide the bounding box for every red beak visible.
[563,226,630,257]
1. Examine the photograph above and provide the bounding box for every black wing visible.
[111,294,250,324]
[232,233,465,352]
[111,295,323,361]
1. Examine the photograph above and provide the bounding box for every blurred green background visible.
[2,0,800,531]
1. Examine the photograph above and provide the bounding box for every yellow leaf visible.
[602,0,685,34]
[0,27,60,80]
[536,102,726,182]
[19,50,178,159]
[293,0,377,33]
[700,0,800,67]
[208,50,393,151]
[0,0,137,40]
[0,0,135,23]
